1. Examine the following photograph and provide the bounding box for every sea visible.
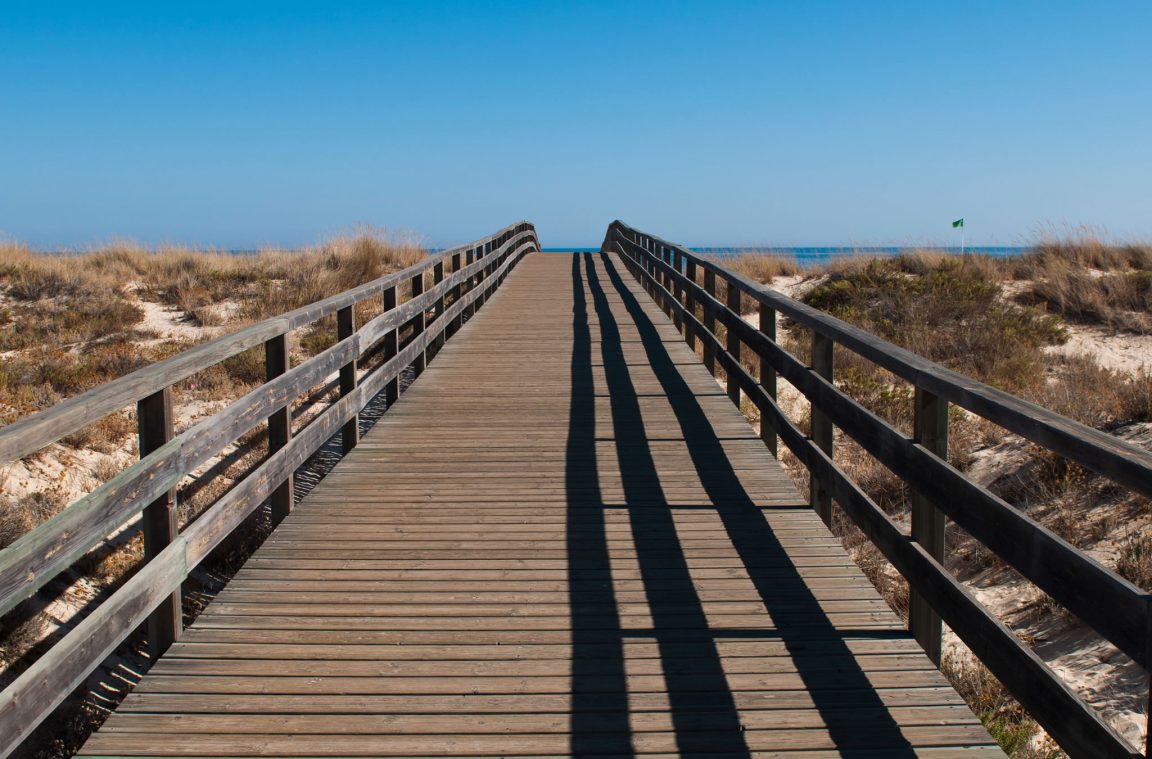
[541,246,1029,268]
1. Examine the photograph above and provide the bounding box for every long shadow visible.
[567,253,632,756]
[580,252,750,757]
[593,249,919,755]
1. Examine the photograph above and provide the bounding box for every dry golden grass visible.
[0,230,426,424]
[705,251,803,283]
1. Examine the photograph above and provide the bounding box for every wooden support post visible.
[910,387,948,665]
[411,272,426,376]
[759,302,778,457]
[464,249,476,320]
[644,240,654,297]
[476,243,488,309]
[449,252,462,337]
[726,279,742,407]
[672,250,684,335]
[703,269,717,375]
[138,387,180,660]
[685,259,697,351]
[810,332,834,526]
[337,305,358,454]
[432,260,445,354]
[659,246,671,314]
[383,286,399,406]
[265,335,293,524]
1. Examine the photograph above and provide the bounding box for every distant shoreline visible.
[537,245,1031,265]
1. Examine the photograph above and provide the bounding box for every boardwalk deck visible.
[79,251,1001,757]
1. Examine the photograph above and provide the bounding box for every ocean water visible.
[542,246,1029,267]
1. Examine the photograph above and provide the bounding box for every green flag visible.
[952,218,964,228]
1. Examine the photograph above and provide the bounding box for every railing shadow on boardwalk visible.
[564,250,920,756]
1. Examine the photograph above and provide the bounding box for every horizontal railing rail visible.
[0,221,539,757]
[602,219,1148,759]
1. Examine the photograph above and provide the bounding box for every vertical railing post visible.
[464,248,476,320]
[725,278,742,407]
[672,249,684,335]
[138,387,180,660]
[685,258,698,352]
[759,301,778,456]
[910,387,948,664]
[432,260,445,354]
[383,285,399,406]
[337,305,358,454]
[703,269,717,376]
[810,332,834,526]
[411,271,426,376]
[449,252,462,337]
[265,335,293,524]
[658,245,671,314]
[645,240,655,298]
[475,243,487,309]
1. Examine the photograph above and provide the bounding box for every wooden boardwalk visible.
[79,251,1000,757]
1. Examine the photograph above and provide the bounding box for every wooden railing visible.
[602,220,1151,759]
[0,221,539,756]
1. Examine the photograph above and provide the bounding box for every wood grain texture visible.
[79,251,999,758]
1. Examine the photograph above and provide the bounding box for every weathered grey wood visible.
[703,268,717,374]
[0,538,187,759]
[265,335,293,523]
[0,319,286,462]
[431,260,446,353]
[137,387,181,660]
[685,258,698,351]
[671,249,684,335]
[810,331,834,527]
[726,278,742,406]
[337,305,358,454]
[448,252,463,337]
[383,285,399,407]
[759,301,778,456]
[910,387,947,665]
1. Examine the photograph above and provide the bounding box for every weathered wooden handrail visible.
[602,220,1148,759]
[0,221,539,757]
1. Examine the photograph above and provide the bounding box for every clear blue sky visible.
[2,1,1150,249]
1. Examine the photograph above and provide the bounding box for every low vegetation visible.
[716,235,1152,756]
